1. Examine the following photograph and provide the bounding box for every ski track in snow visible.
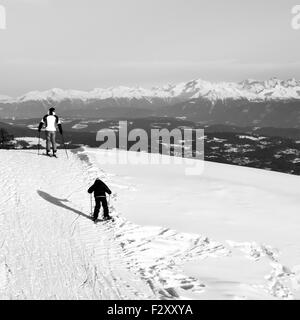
[0,150,154,299]
[0,149,228,300]
[1,149,299,300]
[80,148,300,300]
[76,149,230,299]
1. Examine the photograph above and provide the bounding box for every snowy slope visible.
[2,77,300,104]
[0,148,227,300]
[83,148,300,300]
[0,150,155,299]
[1,147,300,300]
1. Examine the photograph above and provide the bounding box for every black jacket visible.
[88,179,112,197]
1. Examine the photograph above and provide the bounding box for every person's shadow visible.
[37,190,92,221]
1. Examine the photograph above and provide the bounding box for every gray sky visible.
[0,0,299,96]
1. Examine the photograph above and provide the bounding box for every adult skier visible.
[38,107,63,157]
[88,178,112,222]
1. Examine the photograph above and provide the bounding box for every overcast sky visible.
[0,0,299,96]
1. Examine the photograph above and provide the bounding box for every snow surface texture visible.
[83,148,300,300]
[0,150,154,299]
[0,147,300,300]
[2,78,300,103]
[0,149,225,300]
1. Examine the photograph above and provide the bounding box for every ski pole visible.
[90,194,93,216]
[61,134,69,159]
[38,131,41,155]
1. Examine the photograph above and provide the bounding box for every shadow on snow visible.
[37,190,92,221]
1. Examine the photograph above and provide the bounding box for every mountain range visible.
[1,78,300,127]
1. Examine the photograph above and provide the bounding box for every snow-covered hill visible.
[83,148,300,299]
[2,77,300,104]
[1,146,299,299]
[0,149,156,299]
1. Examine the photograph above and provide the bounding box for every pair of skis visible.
[93,217,114,224]
[38,132,68,159]
[90,194,113,224]
[45,153,58,158]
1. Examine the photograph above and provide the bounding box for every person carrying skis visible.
[38,107,63,157]
[88,178,112,222]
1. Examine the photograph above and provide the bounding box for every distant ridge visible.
[2,77,300,103]
[1,78,300,128]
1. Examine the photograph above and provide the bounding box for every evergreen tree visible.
[0,128,14,148]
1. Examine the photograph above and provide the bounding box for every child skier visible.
[88,178,112,222]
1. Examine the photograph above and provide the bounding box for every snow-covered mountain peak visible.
[285,78,299,87]
[2,77,300,104]
[17,88,91,103]
[0,94,12,102]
